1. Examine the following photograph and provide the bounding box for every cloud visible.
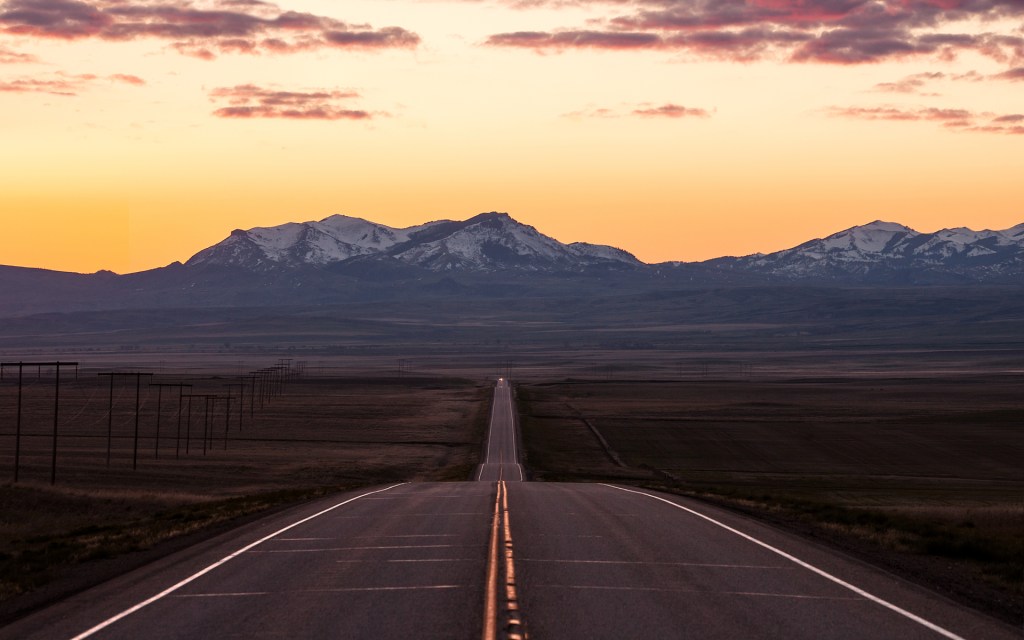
[827,104,1024,134]
[0,0,419,59]
[0,70,144,94]
[565,101,711,119]
[993,66,1024,81]
[109,73,145,85]
[487,30,663,50]
[869,66,1024,94]
[0,73,90,94]
[209,83,374,120]
[826,105,973,122]
[0,43,37,62]
[872,71,945,94]
[484,1,1024,66]
[632,103,710,118]
[563,106,616,118]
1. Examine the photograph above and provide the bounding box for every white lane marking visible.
[363,494,471,500]
[354,534,459,539]
[249,544,475,552]
[484,385,500,466]
[332,558,479,564]
[519,559,787,568]
[303,585,467,592]
[601,484,968,640]
[330,512,488,518]
[172,592,270,598]
[384,558,481,563]
[507,386,525,481]
[534,585,862,600]
[171,585,465,597]
[477,384,501,481]
[68,483,406,640]
[383,495,471,499]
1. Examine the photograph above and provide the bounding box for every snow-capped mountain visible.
[2,215,1022,317]
[713,221,1024,282]
[186,215,443,270]
[187,212,642,273]
[385,212,641,272]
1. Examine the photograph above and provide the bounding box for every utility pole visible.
[225,383,244,432]
[1,362,25,483]
[203,395,211,455]
[254,369,269,408]
[98,372,153,470]
[221,394,231,450]
[198,395,224,455]
[175,384,192,459]
[4,362,79,485]
[180,394,218,456]
[150,383,192,460]
[245,374,256,419]
[182,394,199,455]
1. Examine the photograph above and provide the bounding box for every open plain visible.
[0,373,489,621]
[518,376,1024,624]
[0,285,1022,634]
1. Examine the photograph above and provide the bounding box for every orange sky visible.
[1,0,1021,273]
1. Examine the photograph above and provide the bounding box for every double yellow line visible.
[483,480,526,640]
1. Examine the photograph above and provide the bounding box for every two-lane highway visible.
[3,380,1019,639]
[506,482,1018,639]
[476,378,524,482]
[2,483,495,640]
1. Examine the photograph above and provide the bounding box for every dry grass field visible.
[0,373,489,618]
[517,376,1024,624]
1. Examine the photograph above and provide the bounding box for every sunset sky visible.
[1,0,1022,273]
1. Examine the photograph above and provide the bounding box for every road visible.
[3,381,1019,639]
[476,378,524,482]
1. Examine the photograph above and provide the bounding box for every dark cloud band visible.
[485,0,1024,66]
[209,83,376,120]
[0,0,420,58]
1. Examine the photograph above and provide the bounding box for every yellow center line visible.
[482,480,502,640]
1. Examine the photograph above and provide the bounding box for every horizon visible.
[4,210,1023,276]
[2,0,1023,273]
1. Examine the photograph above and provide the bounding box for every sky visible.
[1,0,1022,274]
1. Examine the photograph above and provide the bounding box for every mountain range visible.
[186,212,642,273]
[186,211,1023,282]
[0,212,1021,316]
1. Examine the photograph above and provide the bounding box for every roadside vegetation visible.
[0,376,489,620]
[517,378,1023,625]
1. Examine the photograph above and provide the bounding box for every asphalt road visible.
[3,381,1019,639]
[505,482,1020,639]
[476,378,524,483]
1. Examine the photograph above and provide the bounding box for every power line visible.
[2,361,79,485]
[97,372,153,470]
[149,383,192,460]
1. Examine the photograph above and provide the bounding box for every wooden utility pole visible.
[4,362,78,484]
[98,372,153,470]
[150,383,192,459]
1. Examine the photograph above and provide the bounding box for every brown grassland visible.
[517,376,1024,624]
[0,294,1022,630]
[0,374,489,622]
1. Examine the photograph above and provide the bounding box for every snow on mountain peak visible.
[187,211,638,273]
[818,221,918,254]
[185,212,1023,281]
